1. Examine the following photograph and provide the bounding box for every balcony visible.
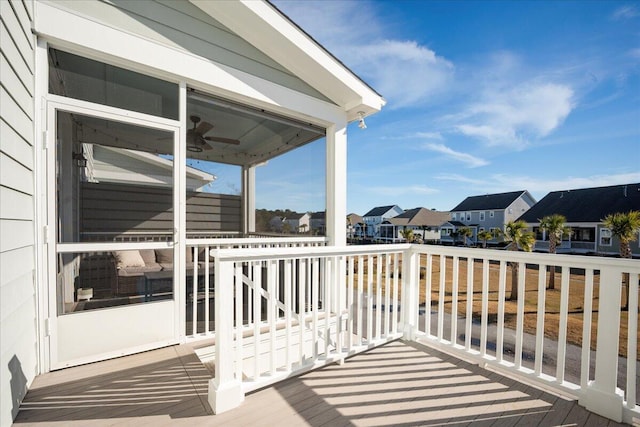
[17,242,639,425]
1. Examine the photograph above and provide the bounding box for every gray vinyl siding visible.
[0,0,37,425]
[42,0,331,102]
[81,182,241,236]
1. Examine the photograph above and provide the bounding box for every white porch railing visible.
[201,243,638,423]
[185,237,328,338]
[403,245,639,425]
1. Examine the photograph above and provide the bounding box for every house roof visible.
[452,191,531,211]
[518,183,640,223]
[387,208,450,227]
[363,205,401,217]
[284,212,307,220]
[191,1,386,120]
[347,213,363,225]
[310,211,325,219]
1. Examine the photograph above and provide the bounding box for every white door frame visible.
[43,96,185,370]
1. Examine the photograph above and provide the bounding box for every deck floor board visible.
[14,340,629,426]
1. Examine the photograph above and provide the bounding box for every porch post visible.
[208,255,244,413]
[242,165,256,234]
[580,266,624,422]
[325,122,347,247]
[401,246,419,341]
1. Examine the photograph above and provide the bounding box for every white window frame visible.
[479,211,485,221]
[466,212,471,221]
[489,211,495,218]
[451,212,457,221]
[600,228,612,246]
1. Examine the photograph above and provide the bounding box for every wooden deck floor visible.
[14,340,629,426]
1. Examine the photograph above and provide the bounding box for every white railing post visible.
[580,267,624,422]
[208,256,244,414]
[401,246,419,341]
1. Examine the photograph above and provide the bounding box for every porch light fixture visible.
[357,111,367,129]
[72,151,87,168]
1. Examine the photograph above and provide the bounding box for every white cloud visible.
[456,82,574,148]
[436,172,640,197]
[273,0,454,109]
[423,143,489,168]
[612,5,640,20]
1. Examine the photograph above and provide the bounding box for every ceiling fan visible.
[187,115,240,152]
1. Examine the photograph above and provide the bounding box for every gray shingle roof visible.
[518,183,640,223]
[452,191,529,211]
[363,205,400,217]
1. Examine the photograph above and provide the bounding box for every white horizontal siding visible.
[0,1,36,425]
[0,153,33,195]
[43,0,329,101]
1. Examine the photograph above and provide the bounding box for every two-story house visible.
[518,183,640,257]
[441,190,537,245]
[361,205,404,239]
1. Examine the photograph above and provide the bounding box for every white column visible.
[401,247,419,340]
[208,256,244,413]
[325,122,347,247]
[580,267,624,422]
[242,165,256,235]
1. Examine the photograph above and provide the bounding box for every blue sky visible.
[240,1,640,215]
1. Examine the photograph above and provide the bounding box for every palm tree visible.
[602,210,640,310]
[400,226,414,243]
[477,230,493,248]
[539,214,571,290]
[457,227,473,246]
[503,220,535,301]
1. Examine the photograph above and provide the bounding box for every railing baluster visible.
[480,259,489,357]
[496,261,507,363]
[438,255,446,341]
[252,261,261,380]
[284,258,292,371]
[535,263,547,376]
[235,262,243,381]
[451,256,459,346]
[347,256,354,351]
[367,255,373,344]
[465,257,473,351]
[392,252,399,335]
[556,267,570,382]
[192,250,199,336]
[268,260,277,375]
[580,268,594,388]
[298,258,306,366]
[375,254,383,340]
[357,255,364,346]
[312,258,319,358]
[384,254,391,337]
[515,262,526,369]
[425,253,433,336]
[204,247,210,334]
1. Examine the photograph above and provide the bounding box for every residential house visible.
[309,211,326,235]
[0,0,384,423]
[441,190,537,245]
[283,212,310,234]
[361,205,404,239]
[346,213,363,239]
[379,208,450,243]
[518,183,640,257]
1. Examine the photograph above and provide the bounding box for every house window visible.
[479,212,485,221]
[451,212,457,221]
[466,212,471,221]
[489,211,494,218]
[600,228,612,246]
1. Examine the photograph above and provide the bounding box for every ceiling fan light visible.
[187,144,203,153]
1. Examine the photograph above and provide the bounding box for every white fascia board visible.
[34,1,346,127]
[190,0,385,118]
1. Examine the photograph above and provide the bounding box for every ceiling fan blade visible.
[195,121,213,135]
[205,136,241,145]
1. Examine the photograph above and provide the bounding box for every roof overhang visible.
[190,0,386,121]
